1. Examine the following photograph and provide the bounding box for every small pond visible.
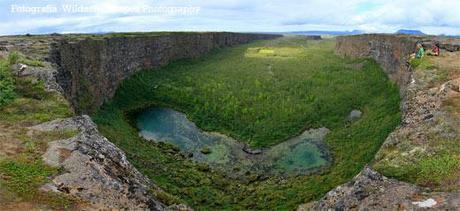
[137,107,331,176]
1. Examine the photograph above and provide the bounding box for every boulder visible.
[346,109,362,122]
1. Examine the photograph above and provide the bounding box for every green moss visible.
[0,159,57,196]
[93,38,400,210]
[0,63,72,125]
[0,94,72,126]
[152,188,184,206]
[376,153,460,191]
[417,154,460,186]
[375,131,460,192]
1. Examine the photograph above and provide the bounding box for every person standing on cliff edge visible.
[410,43,425,59]
[415,43,425,59]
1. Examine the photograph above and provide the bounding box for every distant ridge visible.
[395,29,425,35]
[288,30,364,36]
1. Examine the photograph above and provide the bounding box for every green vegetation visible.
[0,77,73,125]
[409,56,433,69]
[8,51,45,67]
[408,56,448,90]
[103,38,399,148]
[61,31,204,40]
[0,52,71,125]
[0,129,78,209]
[376,151,460,192]
[374,54,460,192]
[417,153,460,187]
[94,37,401,210]
[1,51,47,108]
[0,55,17,107]
[0,53,75,208]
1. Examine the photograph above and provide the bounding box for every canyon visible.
[0,33,459,210]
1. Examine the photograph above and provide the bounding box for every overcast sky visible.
[1,0,460,35]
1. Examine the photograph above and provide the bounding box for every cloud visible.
[1,0,460,35]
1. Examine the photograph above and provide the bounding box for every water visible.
[137,107,331,176]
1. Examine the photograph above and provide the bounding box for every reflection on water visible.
[137,107,331,176]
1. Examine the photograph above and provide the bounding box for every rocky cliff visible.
[303,34,460,210]
[33,116,166,210]
[336,34,418,91]
[51,33,281,114]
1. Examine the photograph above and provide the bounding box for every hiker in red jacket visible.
[428,42,440,56]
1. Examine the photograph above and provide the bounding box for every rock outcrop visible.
[50,33,281,114]
[299,167,460,210]
[32,116,166,210]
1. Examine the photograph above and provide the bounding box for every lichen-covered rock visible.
[299,167,460,211]
[373,64,460,191]
[11,62,62,92]
[32,116,166,210]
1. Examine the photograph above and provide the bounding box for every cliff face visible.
[336,34,418,90]
[51,33,281,114]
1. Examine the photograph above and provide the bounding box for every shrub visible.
[8,51,44,67]
[0,59,16,107]
[8,51,20,65]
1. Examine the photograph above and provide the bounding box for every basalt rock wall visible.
[336,34,419,91]
[51,33,281,114]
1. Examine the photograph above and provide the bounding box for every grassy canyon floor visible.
[93,37,401,210]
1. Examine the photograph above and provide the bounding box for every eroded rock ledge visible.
[32,116,166,210]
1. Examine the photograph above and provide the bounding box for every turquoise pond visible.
[136,107,331,176]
